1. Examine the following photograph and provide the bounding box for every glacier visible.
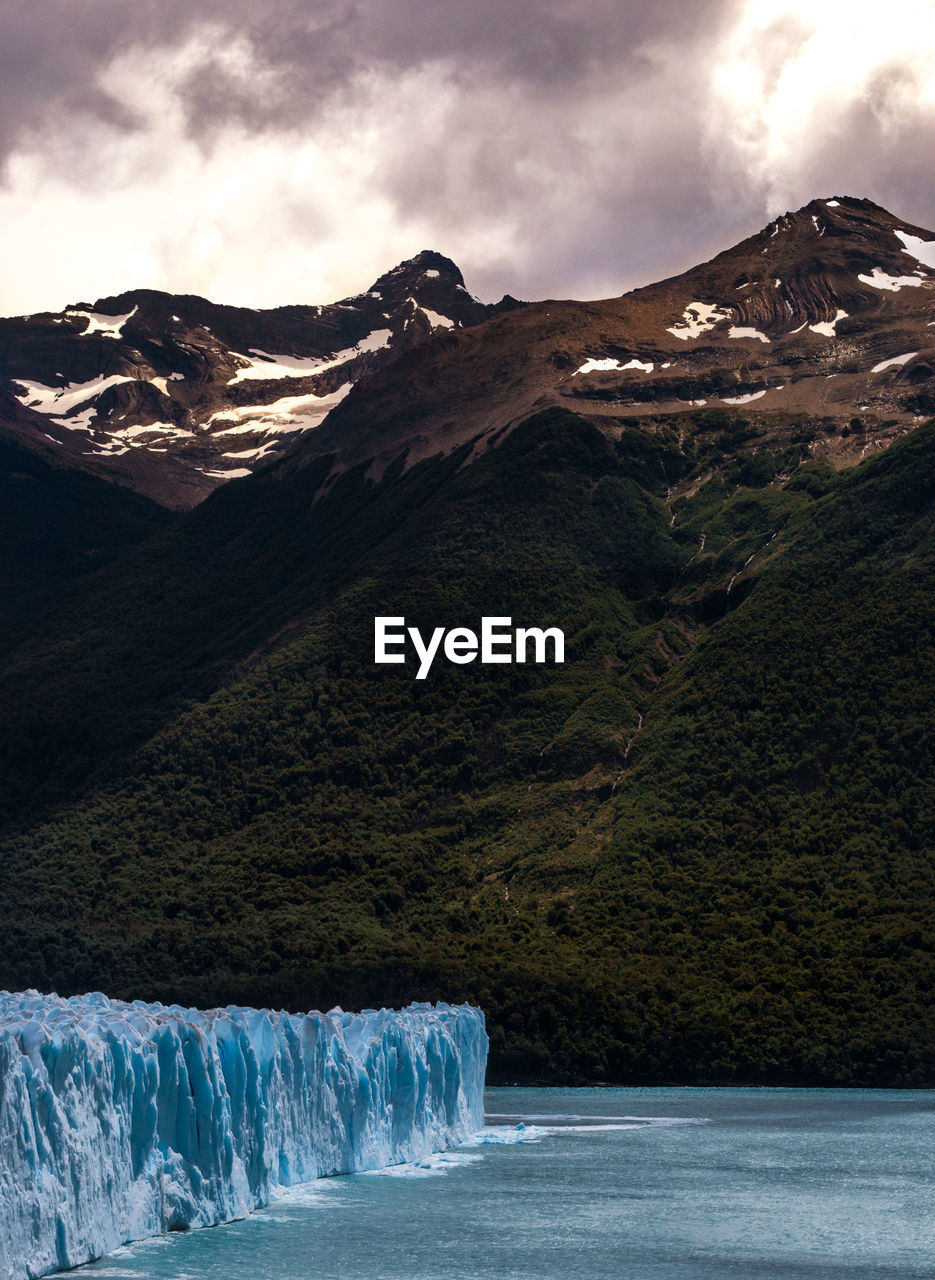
[0,990,487,1280]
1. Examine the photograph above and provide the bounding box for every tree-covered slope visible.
[0,436,171,634]
[1,409,934,1085]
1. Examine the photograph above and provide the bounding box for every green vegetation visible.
[0,438,171,637]
[1,410,934,1085]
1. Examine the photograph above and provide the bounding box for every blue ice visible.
[0,991,487,1280]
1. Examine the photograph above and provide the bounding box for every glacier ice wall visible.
[0,991,487,1280]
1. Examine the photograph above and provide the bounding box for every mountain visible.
[282,195,935,476]
[1,198,934,1087]
[0,434,172,630]
[0,252,522,508]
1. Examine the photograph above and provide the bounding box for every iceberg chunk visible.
[0,991,487,1280]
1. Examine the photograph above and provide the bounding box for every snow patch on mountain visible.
[13,374,135,416]
[230,350,342,383]
[858,268,924,291]
[64,306,138,338]
[59,408,98,431]
[894,229,935,270]
[575,357,654,374]
[229,331,393,384]
[150,373,186,395]
[405,298,456,329]
[419,306,456,329]
[221,443,279,461]
[111,423,194,442]
[809,309,849,337]
[357,327,394,351]
[872,352,917,373]
[729,326,770,343]
[721,389,769,404]
[667,303,731,340]
[210,383,353,433]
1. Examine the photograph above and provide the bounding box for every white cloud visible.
[0,21,724,312]
[706,0,935,209]
[1,3,935,316]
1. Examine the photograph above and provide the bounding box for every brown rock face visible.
[0,251,522,508]
[278,197,935,483]
[4,198,935,508]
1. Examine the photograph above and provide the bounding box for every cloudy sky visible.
[2,0,935,315]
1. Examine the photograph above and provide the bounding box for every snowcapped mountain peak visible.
[0,258,524,508]
[271,196,935,482]
[3,199,935,508]
[372,249,466,290]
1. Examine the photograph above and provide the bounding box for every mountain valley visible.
[2,198,935,1085]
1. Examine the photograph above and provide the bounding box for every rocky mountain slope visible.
[283,196,935,479]
[0,252,520,507]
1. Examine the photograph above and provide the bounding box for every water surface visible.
[75,1086,935,1279]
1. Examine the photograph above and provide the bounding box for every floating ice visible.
[0,992,486,1280]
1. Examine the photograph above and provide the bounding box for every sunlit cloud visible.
[0,1,934,315]
[707,0,935,210]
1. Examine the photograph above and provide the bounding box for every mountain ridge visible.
[276,195,935,483]
[0,251,522,507]
[4,195,934,509]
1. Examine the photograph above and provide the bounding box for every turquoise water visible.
[74,1087,935,1279]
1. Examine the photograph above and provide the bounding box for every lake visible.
[72,1086,935,1279]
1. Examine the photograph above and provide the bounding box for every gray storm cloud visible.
[0,0,934,314]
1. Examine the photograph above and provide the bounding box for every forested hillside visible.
[2,406,933,1084]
